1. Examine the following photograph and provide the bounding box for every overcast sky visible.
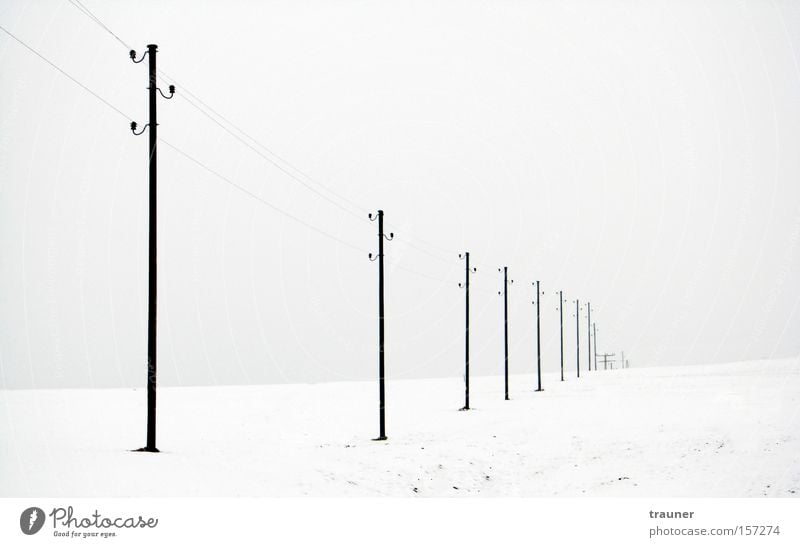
[1,0,799,389]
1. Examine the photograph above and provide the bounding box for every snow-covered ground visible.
[1,358,799,497]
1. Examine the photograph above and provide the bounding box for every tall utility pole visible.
[369,210,392,441]
[498,267,513,400]
[575,299,580,378]
[130,44,174,453]
[587,302,592,372]
[534,281,543,392]
[559,291,564,381]
[459,253,476,410]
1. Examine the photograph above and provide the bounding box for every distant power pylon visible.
[533,281,543,392]
[557,290,564,381]
[573,299,581,378]
[129,44,174,454]
[498,267,513,400]
[587,302,592,372]
[369,210,393,441]
[459,252,477,411]
[602,353,616,370]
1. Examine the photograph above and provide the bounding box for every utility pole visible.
[559,291,564,381]
[575,299,580,378]
[369,210,393,441]
[459,253,476,410]
[534,281,543,392]
[587,302,592,372]
[593,322,597,370]
[130,44,174,453]
[498,267,513,400]
[621,350,625,371]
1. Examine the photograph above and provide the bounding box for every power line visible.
[161,139,369,255]
[163,138,455,284]
[164,74,470,268]
[160,70,372,216]
[161,141,456,287]
[62,0,374,223]
[164,138,458,285]
[171,88,369,224]
[164,71,372,213]
[1,22,462,288]
[390,262,454,285]
[62,1,366,215]
[0,24,132,120]
[66,0,130,49]
[0,24,366,256]
[62,0,469,266]
[392,234,455,266]
[166,77,477,270]
[5,16,609,355]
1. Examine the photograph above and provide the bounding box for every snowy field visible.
[1,358,799,497]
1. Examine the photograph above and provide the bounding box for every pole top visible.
[147,44,158,50]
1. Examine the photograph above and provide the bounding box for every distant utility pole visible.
[593,322,597,369]
[621,350,625,371]
[459,252,476,411]
[575,299,580,378]
[587,302,592,372]
[369,210,393,441]
[534,281,543,392]
[498,267,513,400]
[129,44,174,454]
[558,291,564,382]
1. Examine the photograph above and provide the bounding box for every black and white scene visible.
[1,0,799,529]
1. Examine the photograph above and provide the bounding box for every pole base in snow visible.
[535,388,545,392]
[133,446,160,453]
[459,406,470,411]
[372,436,388,441]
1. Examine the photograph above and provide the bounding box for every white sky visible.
[1,0,799,389]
